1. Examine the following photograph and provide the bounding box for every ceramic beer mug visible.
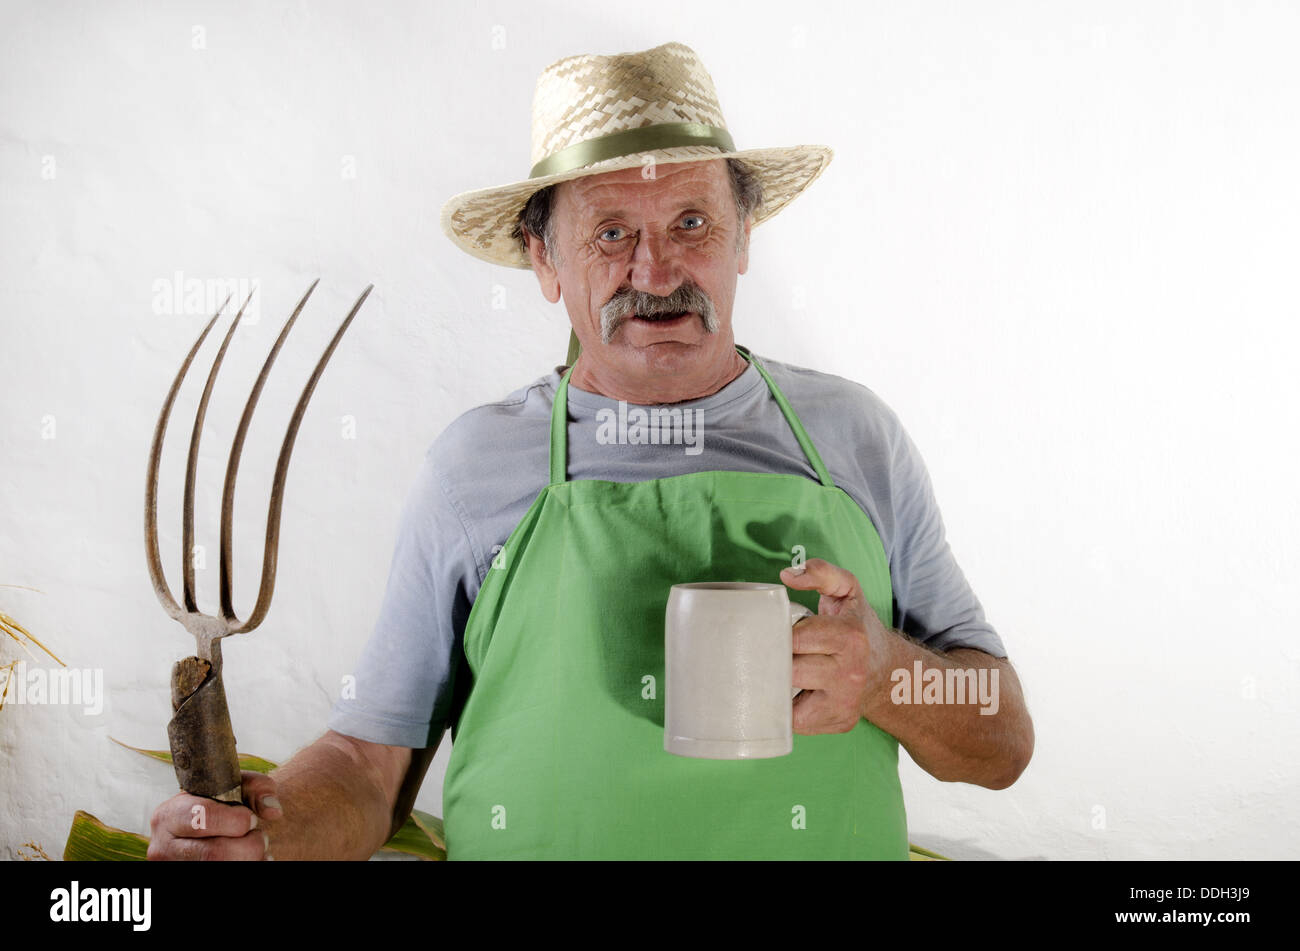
[664,582,813,759]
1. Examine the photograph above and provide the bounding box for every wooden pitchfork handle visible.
[144,280,373,801]
[168,650,242,802]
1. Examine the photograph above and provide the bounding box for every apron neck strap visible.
[550,346,837,489]
[735,346,836,488]
[551,367,573,485]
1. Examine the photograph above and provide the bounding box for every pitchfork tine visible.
[180,288,257,614]
[227,283,374,634]
[144,293,232,621]
[146,280,372,804]
[217,278,320,623]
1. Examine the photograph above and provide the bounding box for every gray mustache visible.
[600,283,718,343]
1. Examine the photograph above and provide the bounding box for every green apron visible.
[442,346,908,859]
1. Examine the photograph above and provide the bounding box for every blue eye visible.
[681,215,705,230]
[599,226,627,241]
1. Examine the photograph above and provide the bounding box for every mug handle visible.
[790,603,813,700]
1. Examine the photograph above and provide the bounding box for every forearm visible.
[862,636,1034,789]
[260,732,399,861]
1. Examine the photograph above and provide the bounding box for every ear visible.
[524,230,562,303]
[737,215,752,276]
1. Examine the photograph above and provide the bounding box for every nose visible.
[628,229,684,297]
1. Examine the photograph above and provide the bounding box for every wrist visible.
[862,622,910,723]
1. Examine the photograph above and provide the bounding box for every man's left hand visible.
[779,558,887,735]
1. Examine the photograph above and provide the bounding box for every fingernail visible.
[249,813,259,832]
[262,795,283,815]
[786,564,805,575]
[263,830,270,853]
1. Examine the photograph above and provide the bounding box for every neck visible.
[568,346,749,404]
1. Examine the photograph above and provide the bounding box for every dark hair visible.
[511,157,764,263]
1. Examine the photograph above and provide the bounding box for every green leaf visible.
[110,737,279,774]
[907,842,952,861]
[379,811,447,861]
[234,753,278,774]
[63,811,148,861]
[410,809,446,850]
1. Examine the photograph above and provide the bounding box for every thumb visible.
[779,558,867,617]
[242,771,283,819]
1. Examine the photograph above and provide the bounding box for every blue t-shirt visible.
[328,351,1007,749]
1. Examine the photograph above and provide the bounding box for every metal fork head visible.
[144,280,373,671]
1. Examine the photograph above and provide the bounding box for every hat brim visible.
[439,144,833,269]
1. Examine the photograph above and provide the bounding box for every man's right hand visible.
[147,770,283,861]
[143,731,434,861]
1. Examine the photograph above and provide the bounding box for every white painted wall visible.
[2,0,1296,861]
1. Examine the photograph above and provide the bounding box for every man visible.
[149,41,1031,861]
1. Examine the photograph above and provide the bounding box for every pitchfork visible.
[144,280,372,802]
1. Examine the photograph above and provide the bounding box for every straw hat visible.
[439,41,834,270]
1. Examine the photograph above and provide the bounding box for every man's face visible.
[526,159,751,399]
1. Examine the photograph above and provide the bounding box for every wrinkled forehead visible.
[554,160,732,223]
